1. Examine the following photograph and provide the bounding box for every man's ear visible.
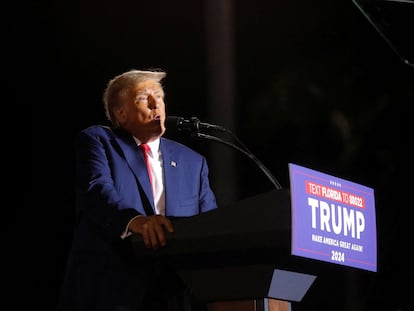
[114,106,127,124]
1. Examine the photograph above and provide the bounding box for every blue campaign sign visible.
[288,163,377,272]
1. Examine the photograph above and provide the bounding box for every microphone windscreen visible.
[165,116,181,129]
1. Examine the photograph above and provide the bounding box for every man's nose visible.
[148,95,160,109]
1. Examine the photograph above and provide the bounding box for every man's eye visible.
[136,96,148,103]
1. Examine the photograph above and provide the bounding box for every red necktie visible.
[139,143,154,194]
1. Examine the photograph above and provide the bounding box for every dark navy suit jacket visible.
[57,125,217,311]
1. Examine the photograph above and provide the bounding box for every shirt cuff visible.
[120,215,143,239]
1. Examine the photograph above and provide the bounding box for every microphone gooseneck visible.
[166,116,227,133]
[166,115,283,190]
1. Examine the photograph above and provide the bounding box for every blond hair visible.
[103,69,166,127]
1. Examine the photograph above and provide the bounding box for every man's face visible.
[117,79,166,142]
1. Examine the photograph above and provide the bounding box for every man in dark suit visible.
[57,69,218,311]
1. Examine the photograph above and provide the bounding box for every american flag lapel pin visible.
[170,161,177,167]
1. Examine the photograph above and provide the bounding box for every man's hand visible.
[128,215,174,249]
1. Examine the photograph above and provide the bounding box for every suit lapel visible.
[161,139,179,216]
[113,129,155,214]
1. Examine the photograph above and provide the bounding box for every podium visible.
[129,189,318,310]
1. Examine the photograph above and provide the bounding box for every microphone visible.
[166,116,227,132]
[166,115,282,189]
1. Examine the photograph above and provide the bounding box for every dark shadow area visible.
[22,0,414,310]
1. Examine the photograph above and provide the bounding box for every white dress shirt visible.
[121,137,166,239]
[140,139,165,215]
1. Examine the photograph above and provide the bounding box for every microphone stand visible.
[191,129,283,190]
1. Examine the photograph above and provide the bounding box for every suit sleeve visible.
[199,155,218,213]
[75,128,142,241]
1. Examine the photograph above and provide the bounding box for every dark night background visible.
[17,0,414,310]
